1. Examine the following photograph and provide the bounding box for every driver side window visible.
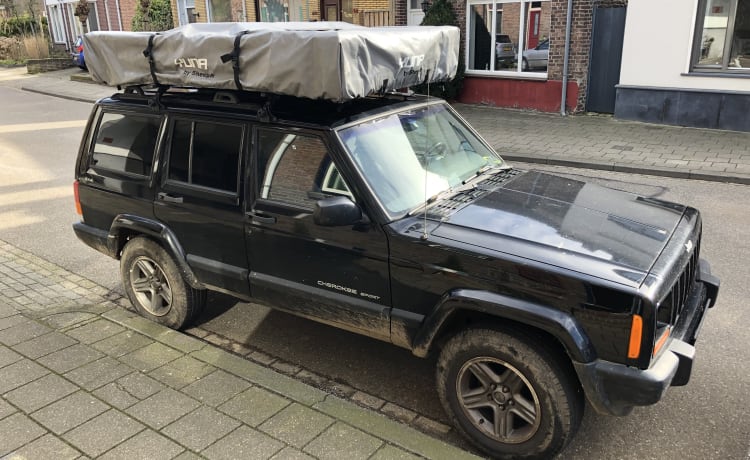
[256,129,352,209]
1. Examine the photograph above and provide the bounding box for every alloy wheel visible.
[456,357,542,444]
[129,256,173,317]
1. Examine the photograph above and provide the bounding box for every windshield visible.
[338,103,503,216]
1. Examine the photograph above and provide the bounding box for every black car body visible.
[73,88,719,459]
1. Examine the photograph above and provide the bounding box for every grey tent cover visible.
[83,22,459,101]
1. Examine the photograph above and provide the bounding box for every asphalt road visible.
[0,86,747,459]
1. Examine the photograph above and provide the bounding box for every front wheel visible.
[120,237,206,329]
[436,328,584,459]
[522,58,529,71]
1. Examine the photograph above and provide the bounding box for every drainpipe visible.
[560,0,573,116]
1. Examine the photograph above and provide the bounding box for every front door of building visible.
[527,9,541,49]
[324,0,338,20]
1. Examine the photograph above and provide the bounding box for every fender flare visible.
[411,289,596,363]
[107,214,204,289]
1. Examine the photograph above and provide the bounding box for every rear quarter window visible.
[90,112,161,176]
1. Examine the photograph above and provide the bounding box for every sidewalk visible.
[3,67,750,185]
[0,239,479,459]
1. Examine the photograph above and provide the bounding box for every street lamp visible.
[421,0,431,13]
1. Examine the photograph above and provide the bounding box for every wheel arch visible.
[412,289,596,365]
[108,214,204,289]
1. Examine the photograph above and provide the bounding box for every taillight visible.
[73,180,82,215]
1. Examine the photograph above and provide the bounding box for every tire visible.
[522,58,529,71]
[120,237,206,330]
[436,328,584,459]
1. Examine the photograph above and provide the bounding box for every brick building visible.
[45,0,134,51]
[393,0,628,113]
[170,0,391,26]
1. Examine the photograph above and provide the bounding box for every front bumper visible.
[574,259,719,416]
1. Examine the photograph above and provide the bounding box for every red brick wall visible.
[120,0,137,30]
[423,0,628,112]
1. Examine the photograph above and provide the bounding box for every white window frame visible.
[464,0,548,80]
[49,4,66,44]
[692,0,750,73]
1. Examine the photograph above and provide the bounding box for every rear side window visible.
[91,112,160,176]
[167,119,243,193]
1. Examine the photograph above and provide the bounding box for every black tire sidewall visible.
[437,329,580,459]
[120,237,191,329]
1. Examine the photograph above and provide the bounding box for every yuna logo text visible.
[399,55,424,68]
[175,58,208,70]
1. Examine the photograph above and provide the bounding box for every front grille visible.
[657,235,701,326]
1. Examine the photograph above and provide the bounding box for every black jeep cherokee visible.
[73,87,719,459]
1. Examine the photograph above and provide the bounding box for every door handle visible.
[248,211,276,224]
[157,192,183,203]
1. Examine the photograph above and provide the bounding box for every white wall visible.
[620,0,749,92]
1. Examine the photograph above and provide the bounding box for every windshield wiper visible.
[408,187,455,216]
[462,164,495,185]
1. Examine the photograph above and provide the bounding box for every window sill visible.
[682,71,750,79]
[465,70,548,81]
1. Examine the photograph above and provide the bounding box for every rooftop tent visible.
[82,22,460,101]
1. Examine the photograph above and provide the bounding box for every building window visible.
[694,0,750,72]
[207,0,232,21]
[49,5,66,43]
[465,0,550,76]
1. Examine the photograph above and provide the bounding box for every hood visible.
[431,171,686,283]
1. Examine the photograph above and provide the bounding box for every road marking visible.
[0,120,87,134]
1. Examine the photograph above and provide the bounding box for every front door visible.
[154,115,250,298]
[324,0,338,20]
[527,9,541,49]
[245,127,391,340]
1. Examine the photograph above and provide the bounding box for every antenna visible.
[421,78,430,241]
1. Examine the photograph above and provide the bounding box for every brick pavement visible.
[0,239,479,460]
[456,103,750,184]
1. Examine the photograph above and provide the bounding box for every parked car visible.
[73,86,719,459]
[523,38,549,71]
[72,36,86,70]
[495,34,517,68]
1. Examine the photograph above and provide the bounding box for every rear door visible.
[77,108,162,230]
[154,114,250,298]
[244,126,392,340]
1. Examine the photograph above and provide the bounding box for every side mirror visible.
[314,196,362,227]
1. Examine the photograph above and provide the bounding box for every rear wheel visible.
[522,58,529,71]
[120,237,205,329]
[436,328,584,459]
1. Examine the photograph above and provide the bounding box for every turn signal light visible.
[628,314,643,359]
[653,327,671,357]
[73,180,82,215]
